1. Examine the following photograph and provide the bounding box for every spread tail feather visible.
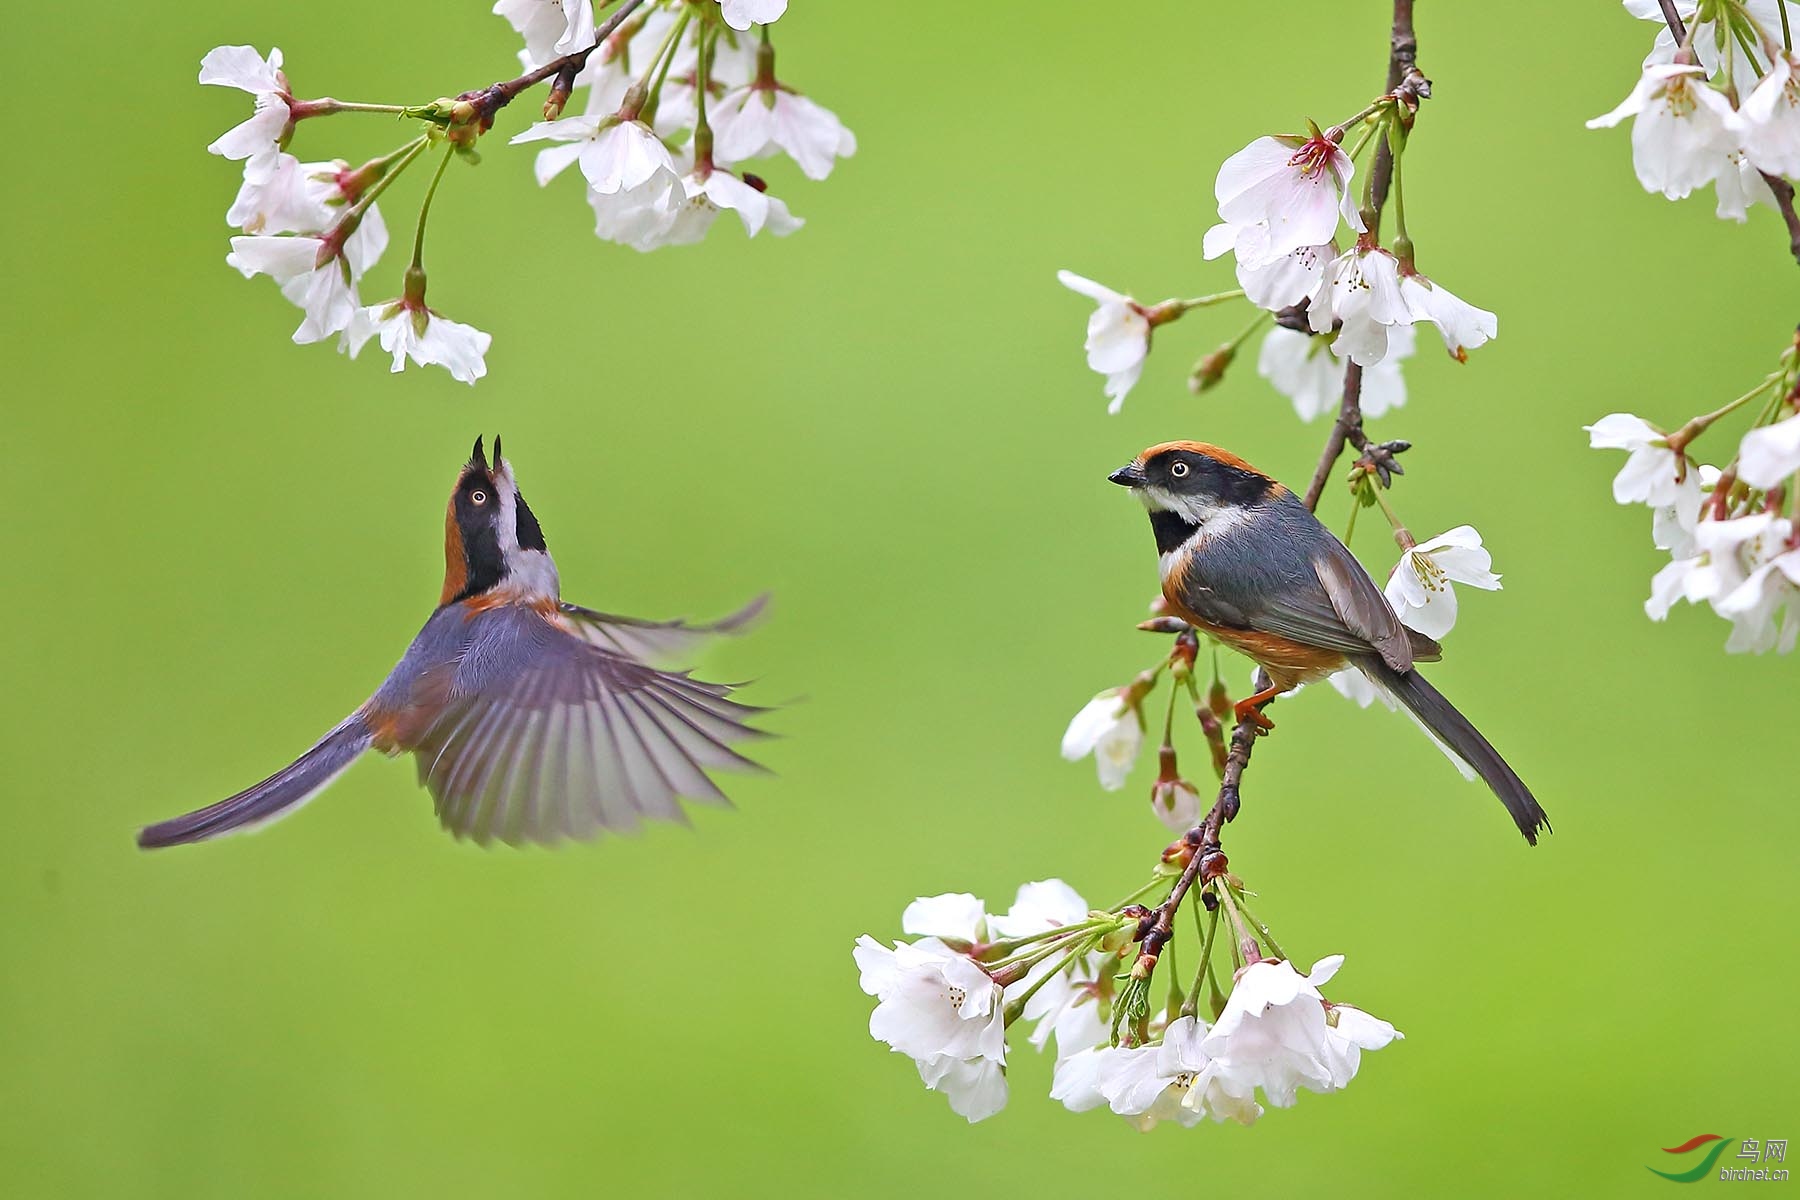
[1360,659,1550,845]
[137,715,373,849]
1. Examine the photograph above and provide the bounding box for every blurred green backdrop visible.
[4,1,1796,1195]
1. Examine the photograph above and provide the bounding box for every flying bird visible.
[1108,440,1549,844]
[139,437,767,849]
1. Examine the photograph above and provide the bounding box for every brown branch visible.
[1302,2,1424,511]
[1131,1,1429,1006]
[1133,678,1264,972]
[462,0,650,124]
[1651,0,1800,266]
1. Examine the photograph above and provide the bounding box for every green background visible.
[4,1,1795,1195]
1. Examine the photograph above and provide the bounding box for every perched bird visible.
[139,437,767,849]
[1108,441,1549,844]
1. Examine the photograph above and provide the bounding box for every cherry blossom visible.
[719,0,787,31]
[1738,413,1800,488]
[1206,134,1364,267]
[1587,63,1741,201]
[1257,325,1412,422]
[1741,51,1800,176]
[1306,246,1413,366]
[341,294,492,384]
[587,169,685,249]
[491,0,596,68]
[1713,540,1800,654]
[1383,525,1502,639]
[1056,272,1154,412]
[1060,688,1145,788]
[852,937,1006,1066]
[657,165,804,247]
[226,214,389,344]
[990,881,1108,1059]
[1197,955,1398,1107]
[226,153,332,235]
[853,935,1008,1121]
[713,84,856,180]
[512,115,675,194]
[1687,513,1800,652]
[899,892,985,944]
[1399,271,1497,361]
[1585,413,1692,508]
[1715,148,1778,221]
[200,45,292,176]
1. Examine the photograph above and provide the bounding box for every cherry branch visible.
[1127,0,1422,1009]
[1653,0,1800,266]
[461,0,651,125]
[1303,0,1425,510]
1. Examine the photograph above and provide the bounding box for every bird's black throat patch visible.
[514,490,547,552]
[1149,509,1198,555]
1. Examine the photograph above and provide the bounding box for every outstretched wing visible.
[410,606,767,846]
[558,594,768,664]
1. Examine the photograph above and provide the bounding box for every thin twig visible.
[1651,0,1800,266]
[1302,1,1423,510]
[1657,0,1688,45]
[464,0,651,123]
[1133,680,1264,974]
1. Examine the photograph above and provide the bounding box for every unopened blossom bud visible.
[1150,754,1202,832]
[1189,343,1236,393]
[1208,680,1232,722]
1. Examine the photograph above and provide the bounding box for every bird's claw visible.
[1233,699,1275,732]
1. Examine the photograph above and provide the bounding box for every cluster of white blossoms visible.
[854,879,1399,1125]
[1583,2,1800,654]
[1589,0,1800,221]
[1059,104,1496,416]
[504,0,850,252]
[1587,340,1800,652]
[200,2,841,383]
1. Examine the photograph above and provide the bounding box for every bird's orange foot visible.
[1233,698,1276,731]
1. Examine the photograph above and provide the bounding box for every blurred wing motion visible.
[413,606,768,846]
[137,715,374,849]
[558,593,768,664]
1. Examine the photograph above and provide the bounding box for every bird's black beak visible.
[469,435,489,472]
[1108,462,1147,488]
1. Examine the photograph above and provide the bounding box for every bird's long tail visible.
[137,714,373,849]
[1359,658,1550,845]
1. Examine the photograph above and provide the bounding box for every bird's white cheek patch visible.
[492,464,520,555]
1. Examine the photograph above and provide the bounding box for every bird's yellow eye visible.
[471,490,488,505]
[1170,461,1190,478]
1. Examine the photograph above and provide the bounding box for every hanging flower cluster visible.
[200,0,849,384]
[1588,0,1800,221]
[1586,2,1800,653]
[854,875,1400,1125]
[1057,83,1495,417]
[1588,334,1800,653]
